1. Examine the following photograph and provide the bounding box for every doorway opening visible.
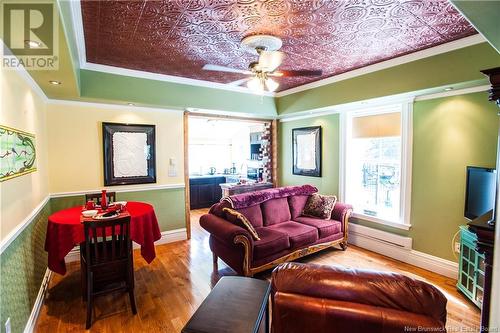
[183,113,277,238]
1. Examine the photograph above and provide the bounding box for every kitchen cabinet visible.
[189,176,226,209]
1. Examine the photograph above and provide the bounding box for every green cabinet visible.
[457,225,485,308]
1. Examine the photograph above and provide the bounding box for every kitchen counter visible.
[220,182,273,197]
[189,174,243,179]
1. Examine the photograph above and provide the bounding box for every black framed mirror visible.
[292,126,322,177]
[103,122,156,186]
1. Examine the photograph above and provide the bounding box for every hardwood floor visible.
[35,209,480,332]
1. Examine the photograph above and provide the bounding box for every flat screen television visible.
[464,166,497,220]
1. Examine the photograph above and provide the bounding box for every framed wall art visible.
[103,122,156,186]
[0,125,37,182]
[292,126,322,177]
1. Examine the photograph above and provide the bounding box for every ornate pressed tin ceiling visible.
[81,0,477,92]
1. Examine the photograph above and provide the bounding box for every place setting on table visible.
[44,190,162,275]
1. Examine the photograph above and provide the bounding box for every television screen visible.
[464,166,496,220]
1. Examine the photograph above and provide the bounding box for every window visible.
[342,103,412,228]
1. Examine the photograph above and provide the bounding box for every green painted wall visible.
[451,1,500,53]
[279,92,498,261]
[409,92,498,260]
[50,188,186,232]
[118,188,186,231]
[279,114,340,194]
[277,43,500,115]
[79,70,277,116]
[0,202,51,333]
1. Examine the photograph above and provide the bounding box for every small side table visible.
[182,276,271,333]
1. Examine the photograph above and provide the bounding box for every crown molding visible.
[413,84,489,101]
[82,62,275,97]
[275,34,486,97]
[47,98,184,113]
[185,107,276,119]
[279,83,489,122]
[67,0,486,99]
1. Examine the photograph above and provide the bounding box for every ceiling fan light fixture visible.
[247,77,264,92]
[265,78,279,92]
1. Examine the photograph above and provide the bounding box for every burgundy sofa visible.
[200,185,353,277]
[271,262,448,333]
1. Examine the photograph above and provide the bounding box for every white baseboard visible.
[24,269,52,333]
[154,228,188,245]
[65,228,187,263]
[349,227,458,279]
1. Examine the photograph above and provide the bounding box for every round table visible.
[45,202,161,275]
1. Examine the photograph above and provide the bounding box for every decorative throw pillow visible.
[302,194,337,220]
[223,208,261,241]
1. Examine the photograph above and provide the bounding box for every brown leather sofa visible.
[271,262,448,333]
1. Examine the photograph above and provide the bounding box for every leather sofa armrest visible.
[200,213,254,246]
[271,262,447,325]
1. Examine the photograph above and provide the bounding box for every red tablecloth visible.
[45,201,161,275]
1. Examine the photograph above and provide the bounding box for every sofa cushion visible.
[253,228,290,260]
[223,208,260,241]
[294,216,341,239]
[262,198,292,226]
[302,194,337,219]
[288,195,309,219]
[236,204,263,228]
[268,222,318,249]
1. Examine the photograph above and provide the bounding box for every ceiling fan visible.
[202,35,323,93]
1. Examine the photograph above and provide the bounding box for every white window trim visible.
[339,100,414,230]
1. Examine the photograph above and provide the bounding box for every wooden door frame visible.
[183,112,279,239]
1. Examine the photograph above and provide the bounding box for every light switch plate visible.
[454,242,461,253]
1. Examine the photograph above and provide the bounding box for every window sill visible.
[351,212,412,231]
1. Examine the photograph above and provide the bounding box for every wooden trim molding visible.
[186,112,273,123]
[0,196,50,254]
[271,119,279,187]
[233,210,351,277]
[233,235,253,277]
[183,111,191,239]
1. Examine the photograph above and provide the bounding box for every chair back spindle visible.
[83,215,131,265]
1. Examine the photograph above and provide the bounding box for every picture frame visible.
[103,122,156,186]
[292,126,322,177]
[0,125,37,182]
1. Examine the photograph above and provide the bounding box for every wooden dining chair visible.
[80,215,137,329]
[85,191,116,205]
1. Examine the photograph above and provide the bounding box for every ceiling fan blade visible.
[272,69,323,77]
[227,78,252,86]
[257,51,284,72]
[202,64,251,74]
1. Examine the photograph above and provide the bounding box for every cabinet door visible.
[214,177,225,201]
[198,184,215,207]
[459,241,476,299]
[189,184,199,209]
[473,253,485,306]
